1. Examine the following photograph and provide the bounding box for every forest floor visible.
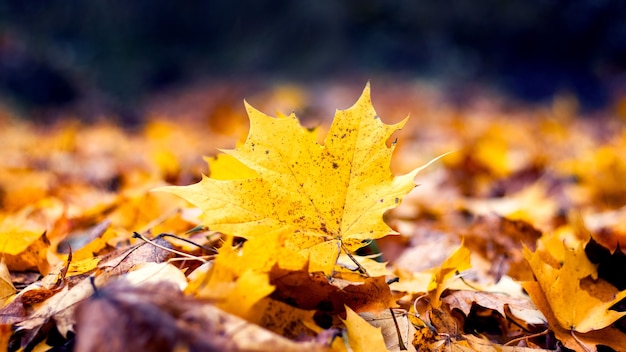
[1,79,626,351]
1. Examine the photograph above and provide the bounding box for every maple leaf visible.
[186,233,291,320]
[160,84,435,274]
[428,242,472,308]
[0,209,51,274]
[523,233,626,333]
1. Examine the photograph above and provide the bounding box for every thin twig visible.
[158,233,218,253]
[133,232,207,263]
[503,329,549,347]
[167,255,216,263]
[389,308,408,350]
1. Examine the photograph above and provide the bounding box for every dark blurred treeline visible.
[0,0,625,113]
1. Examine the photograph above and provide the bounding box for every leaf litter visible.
[1,81,626,351]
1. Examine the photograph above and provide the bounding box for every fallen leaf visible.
[187,234,280,320]
[270,270,395,315]
[0,210,52,273]
[524,280,626,351]
[389,268,431,295]
[341,305,389,352]
[63,222,117,261]
[429,242,472,308]
[523,234,626,333]
[75,279,326,352]
[462,214,541,281]
[442,290,544,326]
[159,84,433,274]
[359,309,417,351]
[97,236,175,275]
[0,259,16,304]
[74,280,209,352]
[463,334,551,351]
[253,297,318,339]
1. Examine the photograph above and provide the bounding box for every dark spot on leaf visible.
[379,199,383,203]
[341,133,346,138]
[265,150,269,154]
[332,162,338,169]
[395,197,399,204]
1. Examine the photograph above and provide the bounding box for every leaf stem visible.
[570,330,593,352]
[340,241,370,277]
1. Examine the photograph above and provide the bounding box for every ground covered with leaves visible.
[2,80,626,351]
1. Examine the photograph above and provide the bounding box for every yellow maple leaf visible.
[187,236,275,320]
[428,242,472,308]
[187,232,307,320]
[339,306,389,352]
[523,233,626,333]
[0,208,52,273]
[160,84,435,274]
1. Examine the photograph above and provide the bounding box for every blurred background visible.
[1,0,625,119]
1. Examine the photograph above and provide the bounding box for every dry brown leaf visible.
[97,236,175,275]
[359,309,416,351]
[75,279,326,352]
[461,214,541,281]
[270,269,396,314]
[442,290,545,326]
[252,298,318,339]
[463,334,551,351]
